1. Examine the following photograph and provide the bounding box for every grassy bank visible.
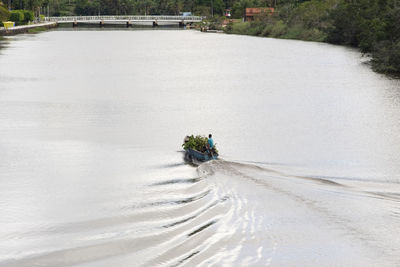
[27,26,48,33]
[225,20,326,42]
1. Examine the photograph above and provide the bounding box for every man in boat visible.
[207,134,214,149]
[207,134,214,156]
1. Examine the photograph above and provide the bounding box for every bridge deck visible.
[45,15,203,23]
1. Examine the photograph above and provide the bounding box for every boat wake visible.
[1,160,400,266]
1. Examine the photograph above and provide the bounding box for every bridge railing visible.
[45,15,204,22]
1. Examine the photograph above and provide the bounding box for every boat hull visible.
[185,148,218,162]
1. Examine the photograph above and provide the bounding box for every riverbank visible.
[209,19,398,77]
[0,22,57,36]
[201,0,400,77]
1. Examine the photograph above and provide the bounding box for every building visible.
[245,8,274,21]
[180,12,192,16]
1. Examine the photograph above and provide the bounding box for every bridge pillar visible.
[72,21,78,27]
[152,21,158,27]
[126,21,132,28]
[100,20,104,27]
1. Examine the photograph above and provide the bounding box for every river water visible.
[0,29,400,266]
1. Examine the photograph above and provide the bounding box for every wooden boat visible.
[184,148,218,162]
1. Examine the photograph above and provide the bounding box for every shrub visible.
[302,28,327,42]
[9,10,24,25]
[261,24,274,37]
[224,22,233,32]
[247,21,265,36]
[206,16,224,30]
[23,10,34,23]
[372,40,400,75]
[270,20,288,37]
[283,26,327,41]
[230,21,251,35]
[282,25,304,39]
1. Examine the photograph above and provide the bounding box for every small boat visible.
[183,135,219,162]
[184,148,218,162]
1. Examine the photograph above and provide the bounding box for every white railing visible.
[45,15,204,22]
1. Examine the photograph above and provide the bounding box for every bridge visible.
[44,15,204,27]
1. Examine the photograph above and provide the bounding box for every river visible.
[0,28,400,266]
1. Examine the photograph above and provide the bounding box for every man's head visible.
[209,134,212,138]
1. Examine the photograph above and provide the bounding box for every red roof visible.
[246,8,274,17]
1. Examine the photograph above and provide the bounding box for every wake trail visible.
[195,159,400,266]
[2,159,399,266]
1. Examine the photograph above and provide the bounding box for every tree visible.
[136,0,155,15]
[232,0,250,18]
[326,1,361,46]
[0,2,10,22]
[166,0,184,15]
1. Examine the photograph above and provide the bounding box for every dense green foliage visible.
[0,2,10,22]
[4,0,399,75]
[225,0,337,41]
[8,0,43,16]
[72,0,226,16]
[9,10,24,24]
[224,0,400,75]
[23,9,34,21]
[326,0,400,74]
[183,135,218,153]
[183,135,209,152]
[8,9,33,24]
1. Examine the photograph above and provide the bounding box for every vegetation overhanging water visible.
[1,0,399,76]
